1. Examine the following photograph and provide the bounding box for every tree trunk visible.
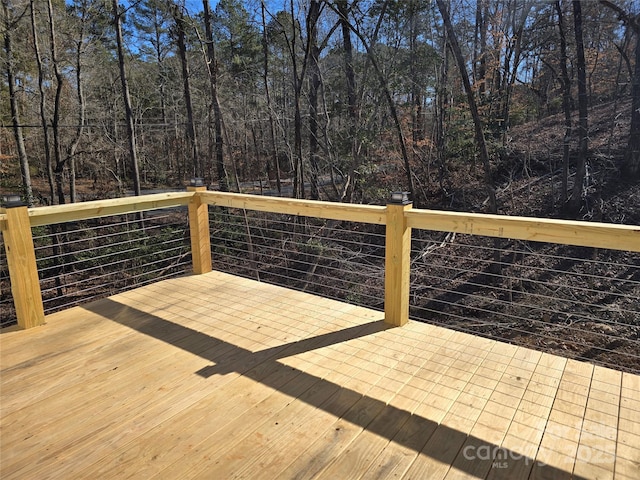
[331,0,415,203]
[436,27,449,198]
[47,0,66,205]
[500,2,533,144]
[308,0,321,200]
[555,0,572,206]
[113,0,141,196]
[30,0,55,203]
[337,0,359,202]
[260,1,280,194]
[203,0,228,191]
[474,0,488,96]
[625,20,640,177]
[436,0,497,213]
[3,0,34,206]
[568,0,589,215]
[172,5,200,179]
[66,2,89,203]
[289,0,304,199]
[599,1,640,178]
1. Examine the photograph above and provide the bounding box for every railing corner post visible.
[384,192,412,327]
[2,200,45,329]
[187,181,212,275]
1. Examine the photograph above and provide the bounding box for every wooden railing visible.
[2,188,639,330]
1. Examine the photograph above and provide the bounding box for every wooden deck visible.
[1,271,638,479]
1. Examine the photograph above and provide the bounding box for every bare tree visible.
[30,0,55,203]
[473,0,489,96]
[171,3,200,179]
[435,0,497,213]
[3,0,33,205]
[47,0,68,204]
[567,0,589,215]
[289,0,304,199]
[499,0,534,143]
[112,0,141,196]
[336,0,359,202]
[260,0,281,194]
[66,0,90,203]
[555,0,572,207]
[330,0,416,202]
[203,0,228,190]
[435,24,450,198]
[601,0,640,178]
[307,0,321,200]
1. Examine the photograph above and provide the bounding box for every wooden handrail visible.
[4,191,636,252]
[199,191,387,225]
[405,209,640,253]
[2,189,640,330]
[25,192,194,227]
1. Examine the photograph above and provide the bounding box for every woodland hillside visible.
[1,0,639,222]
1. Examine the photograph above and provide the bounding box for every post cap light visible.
[190,177,204,187]
[2,194,26,208]
[389,191,411,205]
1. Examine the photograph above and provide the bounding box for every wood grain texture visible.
[1,206,45,328]
[187,186,212,274]
[384,202,412,327]
[27,192,193,227]
[0,271,636,479]
[406,208,640,252]
[199,190,388,225]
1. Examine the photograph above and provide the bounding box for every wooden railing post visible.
[1,199,45,329]
[187,181,212,274]
[384,192,412,327]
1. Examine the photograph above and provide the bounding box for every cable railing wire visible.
[214,234,385,275]
[36,236,187,274]
[212,252,384,299]
[0,235,15,328]
[44,263,191,314]
[410,233,640,374]
[31,208,190,316]
[414,242,640,313]
[39,245,189,296]
[213,243,384,285]
[3,198,638,375]
[211,242,384,297]
[32,214,178,245]
[414,243,640,291]
[209,208,385,310]
[210,216,386,258]
[207,208,639,376]
[212,257,384,308]
[410,278,637,346]
[411,259,639,320]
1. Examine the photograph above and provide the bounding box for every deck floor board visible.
[1,271,637,479]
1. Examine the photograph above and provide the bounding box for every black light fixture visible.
[389,191,411,205]
[189,177,204,187]
[2,194,26,208]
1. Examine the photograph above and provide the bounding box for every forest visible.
[1,0,639,221]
